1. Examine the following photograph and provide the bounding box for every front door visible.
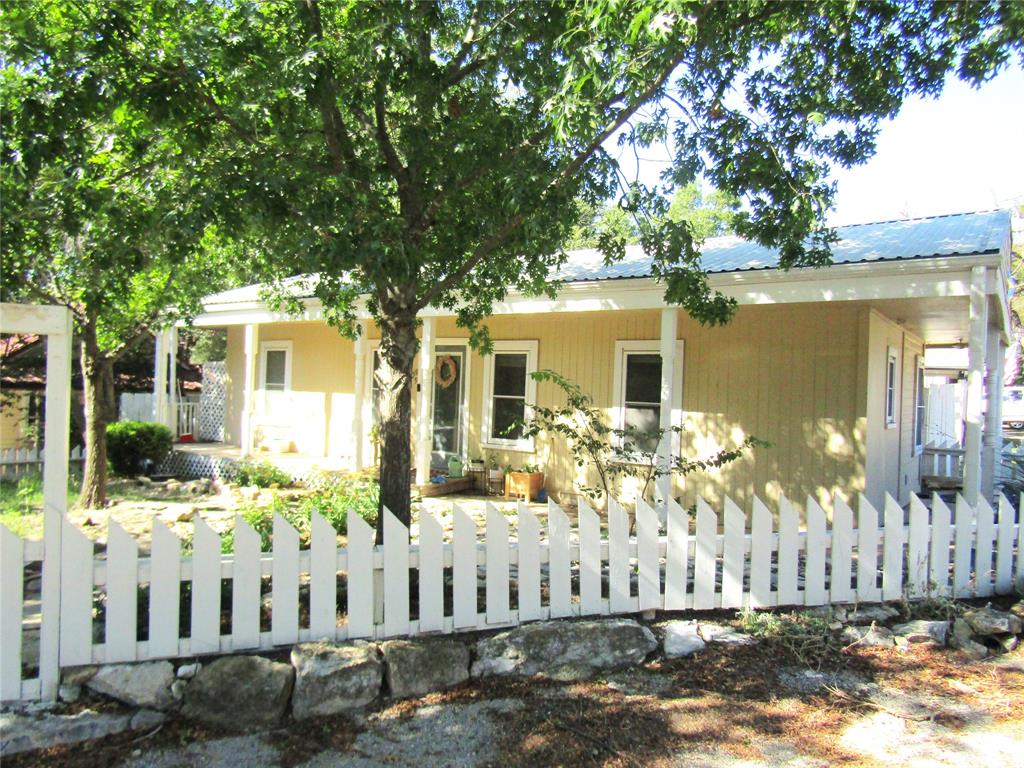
[431,346,466,471]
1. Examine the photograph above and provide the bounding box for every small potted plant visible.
[504,462,545,502]
[487,455,504,485]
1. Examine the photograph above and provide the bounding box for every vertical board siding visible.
[7,490,1020,703]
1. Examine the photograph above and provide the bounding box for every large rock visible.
[381,639,469,699]
[841,625,895,648]
[662,621,706,658]
[290,640,382,719]
[471,619,657,681]
[950,618,989,660]
[86,660,175,710]
[0,708,162,757]
[963,606,1022,636]
[892,620,949,647]
[698,622,758,646]
[845,605,899,626]
[183,655,294,730]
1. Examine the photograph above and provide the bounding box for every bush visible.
[106,421,173,476]
[299,471,378,534]
[230,460,293,488]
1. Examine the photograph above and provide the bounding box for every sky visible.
[617,61,1023,228]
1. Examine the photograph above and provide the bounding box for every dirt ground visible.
[9,625,1024,768]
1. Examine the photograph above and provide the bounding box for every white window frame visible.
[885,345,898,429]
[258,340,293,414]
[913,354,926,455]
[480,340,538,452]
[611,340,685,456]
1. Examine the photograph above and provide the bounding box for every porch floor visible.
[173,441,352,473]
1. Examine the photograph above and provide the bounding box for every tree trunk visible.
[374,306,420,539]
[78,325,117,509]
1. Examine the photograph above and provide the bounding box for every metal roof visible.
[203,209,1011,305]
[555,209,1011,282]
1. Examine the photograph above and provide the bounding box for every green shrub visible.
[230,460,293,488]
[106,421,173,476]
[217,472,378,554]
[299,471,378,534]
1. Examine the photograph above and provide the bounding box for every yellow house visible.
[175,210,1013,512]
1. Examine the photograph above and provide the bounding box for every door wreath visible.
[434,355,458,389]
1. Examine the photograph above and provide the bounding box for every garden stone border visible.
[9,599,1016,754]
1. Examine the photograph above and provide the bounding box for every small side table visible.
[467,465,487,494]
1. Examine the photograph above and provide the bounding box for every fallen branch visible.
[824,685,932,722]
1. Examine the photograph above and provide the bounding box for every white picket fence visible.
[0,446,84,479]
[2,492,1022,703]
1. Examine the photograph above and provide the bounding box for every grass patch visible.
[0,473,80,538]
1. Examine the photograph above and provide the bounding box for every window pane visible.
[265,350,287,391]
[492,397,525,440]
[623,404,660,452]
[493,353,527,397]
[625,354,661,403]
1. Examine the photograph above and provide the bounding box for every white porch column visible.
[166,326,178,433]
[656,307,678,512]
[963,265,988,505]
[152,330,167,425]
[415,318,435,486]
[240,323,258,457]
[352,321,366,471]
[981,329,1005,500]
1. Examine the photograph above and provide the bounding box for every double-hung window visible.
[612,340,684,456]
[885,346,898,428]
[913,355,926,454]
[481,341,537,451]
[259,341,292,416]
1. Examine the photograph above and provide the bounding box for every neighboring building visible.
[180,210,1014,511]
[0,333,202,450]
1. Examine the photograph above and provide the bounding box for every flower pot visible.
[504,471,545,503]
